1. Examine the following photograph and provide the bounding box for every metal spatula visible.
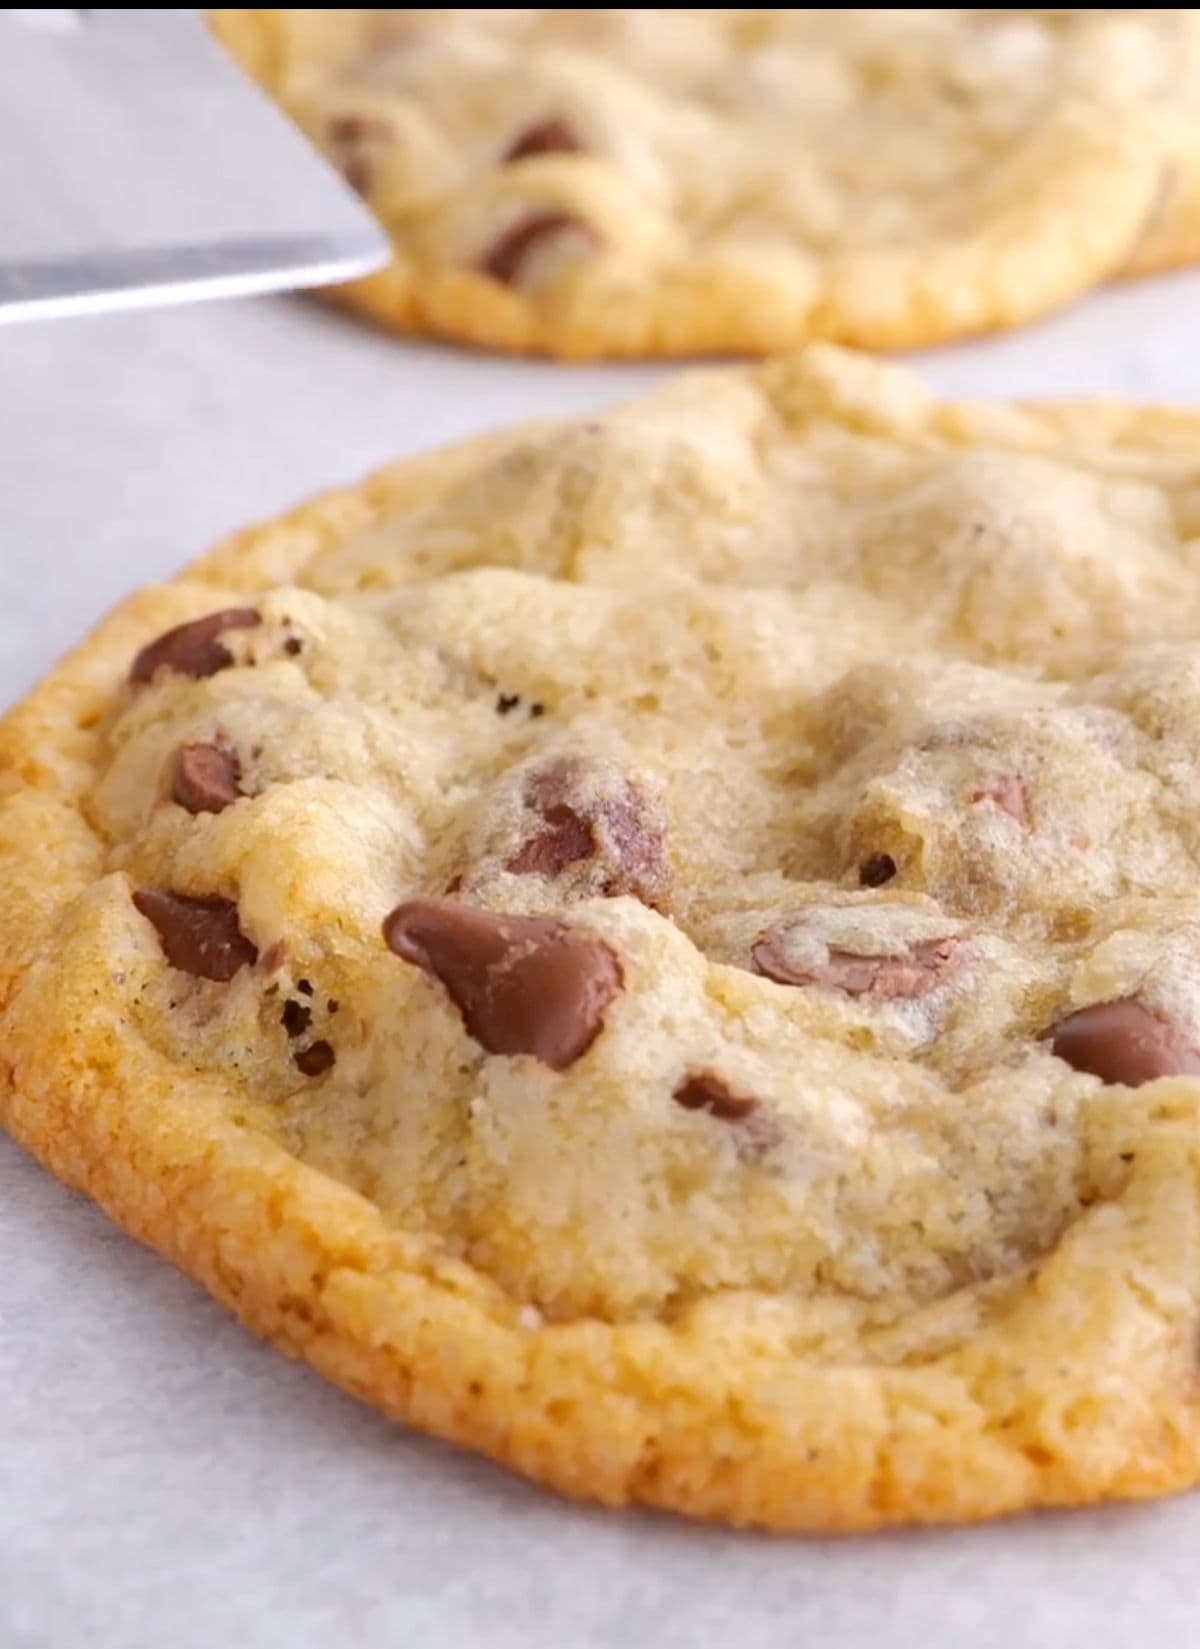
[0,9,388,325]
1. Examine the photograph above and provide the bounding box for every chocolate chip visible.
[503,118,583,163]
[599,790,669,903]
[504,758,669,906]
[752,929,963,1001]
[507,802,595,879]
[283,637,304,657]
[345,157,374,195]
[969,774,1030,827]
[281,999,312,1038]
[496,693,520,715]
[329,115,387,144]
[482,211,596,286]
[172,742,242,815]
[673,1072,757,1122]
[529,703,546,719]
[130,608,260,685]
[326,113,393,195]
[132,889,257,981]
[294,1040,335,1077]
[858,853,897,888]
[1048,997,1200,1087]
[297,979,314,997]
[383,898,622,1070]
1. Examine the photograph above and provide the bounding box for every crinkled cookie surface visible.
[8,348,1200,1529]
[211,7,1178,357]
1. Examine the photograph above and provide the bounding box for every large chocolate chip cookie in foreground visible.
[7,346,1200,1530]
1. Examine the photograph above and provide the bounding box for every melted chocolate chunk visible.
[507,803,595,879]
[503,118,583,162]
[1049,997,1200,1087]
[752,929,963,1001]
[482,211,596,286]
[132,889,257,981]
[673,1072,758,1122]
[281,999,312,1039]
[504,758,669,905]
[130,609,260,685]
[326,113,393,195]
[858,853,897,888]
[172,742,242,815]
[383,898,622,1070]
[294,1040,336,1077]
[329,114,390,144]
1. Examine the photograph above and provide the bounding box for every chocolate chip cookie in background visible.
[1015,6,1200,280]
[1088,11,1200,277]
[209,8,1185,359]
[12,345,1200,1530]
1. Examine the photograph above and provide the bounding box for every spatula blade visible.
[0,10,388,324]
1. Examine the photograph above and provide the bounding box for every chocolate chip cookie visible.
[8,346,1200,1529]
[210,8,1173,358]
